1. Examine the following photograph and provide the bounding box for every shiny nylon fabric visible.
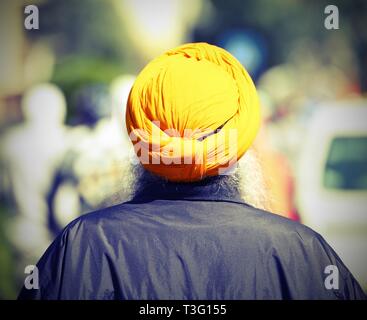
[126,43,260,182]
[18,183,365,300]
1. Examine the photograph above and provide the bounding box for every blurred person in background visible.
[19,43,365,300]
[0,83,69,265]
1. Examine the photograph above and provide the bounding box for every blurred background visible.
[0,0,366,298]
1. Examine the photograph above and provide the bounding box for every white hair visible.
[106,148,271,212]
[237,149,272,211]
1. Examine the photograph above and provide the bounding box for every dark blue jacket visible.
[18,180,366,299]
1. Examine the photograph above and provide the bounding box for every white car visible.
[296,100,367,291]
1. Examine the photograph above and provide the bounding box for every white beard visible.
[237,149,272,212]
[105,148,271,212]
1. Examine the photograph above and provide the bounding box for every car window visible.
[324,136,367,190]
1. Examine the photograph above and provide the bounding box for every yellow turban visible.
[126,42,260,182]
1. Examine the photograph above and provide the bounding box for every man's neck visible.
[132,169,243,202]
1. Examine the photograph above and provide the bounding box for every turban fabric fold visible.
[126,42,260,182]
